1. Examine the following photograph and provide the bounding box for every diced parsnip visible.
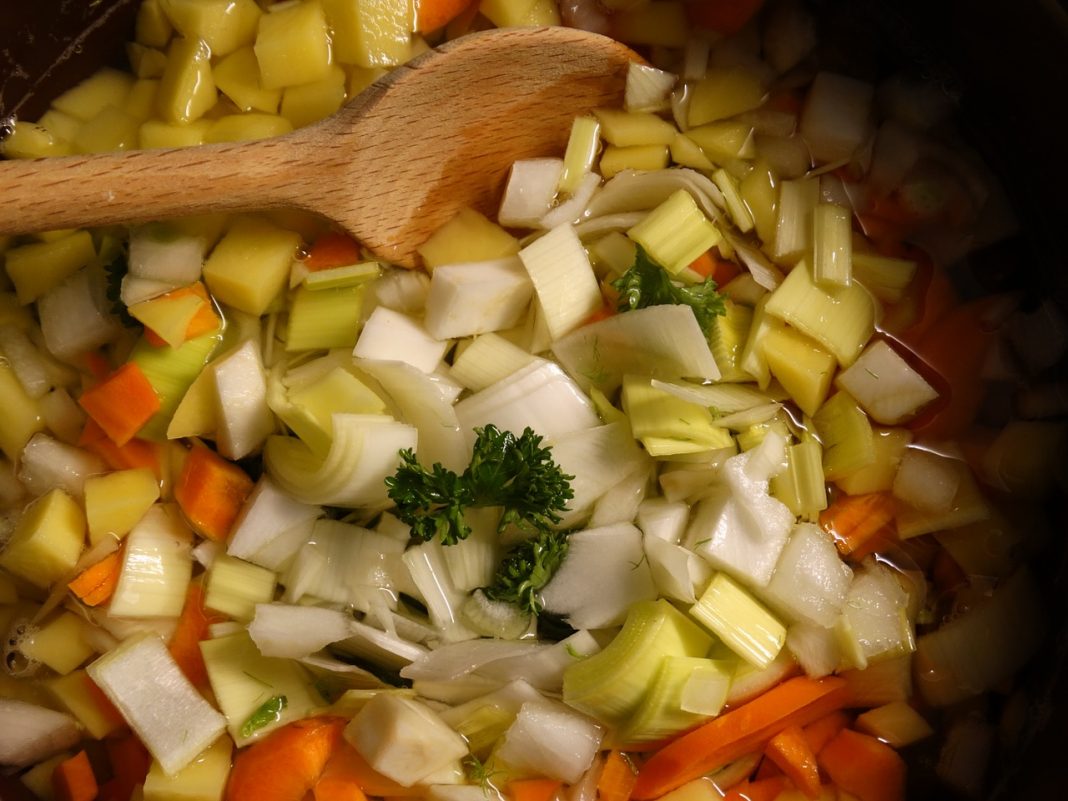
[212,340,273,460]
[129,224,206,285]
[205,113,293,143]
[834,564,915,671]
[835,340,939,424]
[761,325,836,417]
[0,489,84,589]
[612,0,688,47]
[852,251,918,304]
[0,699,80,768]
[19,612,95,676]
[762,523,852,628]
[765,260,875,367]
[213,46,281,113]
[88,634,226,776]
[227,476,320,564]
[140,119,211,149]
[72,106,141,153]
[46,670,125,739]
[688,68,767,127]
[143,736,233,801]
[4,231,96,305]
[855,701,933,748]
[800,72,874,165]
[353,306,448,372]
[517,223,603,341]
[321,0,412,68]
[254,0,333,89]
[203,216,301,315]
[625,62,676,113]
[51,68,134,121]
[812,391,875,481]
[836,427,911,495]
[771,178,819,265]
[204,554,275,622]
[769,437,827,517]
[686,121,756,163]
[785,622,843,679]
[894,460,989,540]
[417,208,520,270]
[156,38,217,124]
[627,189,722,275]
[599,144,670,178]
[497,700,605,783]
[593,109,677,147]
[280,66,347,128]
[449,333,537,392]
[0,362,45,461]
[690,573,786,669]
[424,258,533,341]
[812,203,853,287]
[159,0,261,57]
[109,505,193,619]
[892,448,961,514]
[498,158,565,229]
[344,694,469,786]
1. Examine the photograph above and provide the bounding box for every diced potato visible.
[19,753,70,799]
[157,37,217,124]
[137,0,174,48]
[0,362,45,461]
[140,119,211,149]
[204,114,293,143]
[0,489,85,589]
[127,43,169,79]
[612,1,688,47]
[213,47,281,113]
[143,736,233,801]
[0,123,72,158]
[280,66,347,128]
[761,325,836,417]
[739,160,779,245]
[599,144,670,178]
[4,230,96,304]
[347,65,387,96]
[417,208,520,270]
[670,133,715,170]
[73,105,141,153]
[126,79,160,121]
[202,217,301,315]
[686,122,756,163]
[47,671,125,739]
[322,0,413,68]
[38,109,82,143]
[478,0,539,28]
[254,1,333,89]
[593,109,677,147]
[19,612,95,675]
[167,367,217,440]
[688,68,767,128]
[160,0,262,57]
[85,468,161,545]
[51,68,135,121]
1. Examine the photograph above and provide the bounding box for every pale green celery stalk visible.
[690,573,786,669]
[812,203,853,286]
[558,116,602,194]
[772,178,820,264]
[130,329,223,440]
[709,300,754,382]
[303,261,381,290]
[449,333,537,393]
[562,599,712,728]
[738,295,774,389]
[285,284,365,351]
[770,437,828,517]
[615,655,731,745]
[627,189,722,275]
[203,554,276,622]
[813,390,876,481]
[711,168,755,233]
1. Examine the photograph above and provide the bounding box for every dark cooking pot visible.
[0,1,1065,800]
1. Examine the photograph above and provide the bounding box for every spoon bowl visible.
[0,26,634,267]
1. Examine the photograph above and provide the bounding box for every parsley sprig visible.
[483,529,570,616]
[385,425,574,546]
[611,245,727,336]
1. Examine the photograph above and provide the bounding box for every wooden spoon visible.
[0,26,633,267]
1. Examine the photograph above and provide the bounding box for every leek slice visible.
[517,223,602,341]
[690,573,786,669]
[616,656,731,745]
[623,375,732,453]
[585,168,725,224]
[711,168,755,233]
[852,251,918,304]
[770,437,828,517]
[438,680,542,757]
[499,158,565,229]
[203,554,275,622]
[130,329,223,440]
[450,334,537,393]
[812,203,853,286]
[109,505,192,619]
[624,62,676,113]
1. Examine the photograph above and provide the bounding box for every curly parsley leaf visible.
[611,245,726,336]
[483,529,570,616]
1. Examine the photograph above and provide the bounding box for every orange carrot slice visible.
[764,725,821,799]
[416,0,476,33]
[52,751,98,801]
[597,751,637,801]
[226,718,346,801]
[168,580,225,695]
[78,362,160,446]
[174,443,254,542]
[304,232,363,271]
[507,778,564,801]
[818,729,906,801]
[68,546,124,607]
[819,492,897,560]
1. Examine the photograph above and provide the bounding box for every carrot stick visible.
[79,419,162,476]
[818,492,897,560]
[168,580,226,696]
[226,717,346,801]
[78,362,161,446]
[764,725,821,799]
[68,546,125,607]
[174,443,254,542]
[507,778,564,801]
[632,677,849,800]
[416,0,476,33]
[688,251,741,285]
[818,729,906,801]
[51,750,98,801]
[313,744,369,801]
[304,232,363,271]
[314,741,422,798]
[801,711,850,756]
[598,751,637,801]
[685,0,766,35]
[723,777,786,801]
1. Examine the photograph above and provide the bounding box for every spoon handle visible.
[0,136,308,234]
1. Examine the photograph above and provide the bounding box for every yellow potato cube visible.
[599,144,670,178]
[140,119,211,149]
[48,670,125,739]
[19,754,68,801]
[157,37,217,124]
[143,737,233,801]
[127,43,169,79]
[129,293,205,348]
[687,121,756,162]
[167,366,217,440]
[85,468,161,545]
[204,113,293,143]
[347,65,387,96]
[38,109,82,142]
[688,68,768,128]
[214,47,281,113]
[480,0,538,28]
[0,363,44,461]
[0,122,73,159]
[5,230,96,304]
[322,0,413,68]
[126,79,161,121]
[137,0,174,48]
[0,489,85,589]
[612,0,688,47]
[203,216,302,315]
[280,66,347,128]
[20,612,95,675]
[73,105,141,153]
[254,1,333,89]
[417,208,520,270]
[521,0,561,24]
[52,67,135,121]
[762,325,837,417]
[160,0,262,57]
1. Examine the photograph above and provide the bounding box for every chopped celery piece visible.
[622,375,731,455]
[709,300,753,383]
[711,168,755,233]
[852,251,918,304]
[836,427,912,495]
[517,223,603,341]
[812,203,853,287]
[813,391,875,480]
[771,178,819,265]
[626,190,722,275]
[203,554,276,622]
[558,116,602,194]
[738,295,776,389]
[764,260,875,367]
[130,329,224,440]
[589,231,638,278]
[448,334,537,393]
[761,325,836,417]
[285,284,364,351]
[690,573,786,669]
[770,438,828,517]
[599,144,670,178]
[563,599,713,728]
[303,261,380,290]
[593,109,677,147]
[737,414,791,453]
[616,656,731,745]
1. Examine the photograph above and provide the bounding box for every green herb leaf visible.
[483,529,570,616]
[240,695,287,739]
[611,245,726,336]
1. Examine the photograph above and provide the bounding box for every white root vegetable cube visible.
[212,339,273,460]
[344,694,468,787]
[498,158,564,228]
[18,432,105,499]
[0,699,81,768]
[800,72,874,164]
[128,224,206,284]
[762,523,853,628]
[87,634,226,776]
[353,307,449,373]
[424,258,533,340]
[517,223,603,341]
[892,448,961,513]
[836,340,939,425]
[835,563,916,670]
[495,700,604,784]
[85,467,161,545]
[227,475,320,562]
